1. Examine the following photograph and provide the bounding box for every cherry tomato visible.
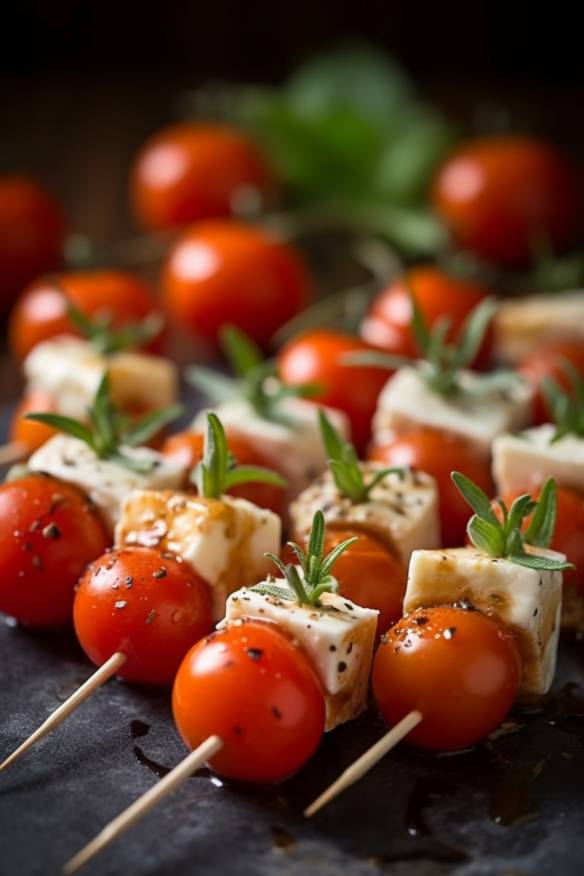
[161,430,284,517]
[172,621,325,782]
[9,390,58,454]
[361,266,493,368]
[518,341,584,424]
[432,136,582,267]
[0,176,65,314]
[369,430,493,547]
[373,605,521,751]
[74,547,212,685]
[162,220,310,350]
[8,269,164,361]
[278,330,392,452]
[131,123,274,231]
[0,475,109,627]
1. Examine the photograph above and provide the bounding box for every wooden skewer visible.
[63,734,224,875]
[304,710,423,818]
[0,651,126,773]
[0,441,26,466]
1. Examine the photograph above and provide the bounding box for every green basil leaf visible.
[451,297,498,370]
[185,367,238,404]
[505,493,538,536]
[451,472,499,525]
[510,553,575,572]
[25,413,96,448]
[220,325,264,378]
[467,515,506,557]
[224,466,287,489]
[122,404,185,447]
[524,478,557,549]
[321,536,359,577]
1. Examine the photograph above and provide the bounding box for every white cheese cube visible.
[221,579,378,730]
[24,336,178,421]
[404,546,564,698]
[115,490,281,621]
[192,398,350,502]
[373,368,532,459]
[494,290,584,364]
[28,435,184,532]
[290,465,439,568]
[493,425,584,496]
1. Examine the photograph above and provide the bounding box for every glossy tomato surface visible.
[131,123,273,230]
[9,269,164,360]
[162,220,310,350]
[369,429,493,547]
[518,341,584,425]
[0,475,109,627]
[0,176,65,314]
[361,266,493,368]
[172,621,325,782]
[373,605,521,751]
[9,390,58,454]
[278,329,391,452]
[161,430,285,517]
[74,548,212,685]
[432,136,582,266]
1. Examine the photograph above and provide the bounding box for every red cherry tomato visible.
[518,341,584,425]
[278,330,392,453]
[161,430,284,517]
[131,123,274,231]
[9,390,58,454]
[8,270,164,361]
[172,621,325,782]
[432,136,582,267]
[0,475,109,627]
[162,220,310,350]
[369,430,493,547]
[373,605,521,751]
[74,548,212,685]
[361,266,493,368]
[0,176,65,315]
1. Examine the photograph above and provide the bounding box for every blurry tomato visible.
[9,390,57,454]
[370,429,493,547]
[518,340,584,424]
[9,269,164,360]
[361,266,493,368]
[432,136,582,267]
[162,220,310,350]
[277,330,391,452]
[0,176,65,314]
[131,123,273,231]
[161,430,285,517]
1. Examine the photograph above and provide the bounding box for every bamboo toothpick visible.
[304,710,423,817]
[0,442,26,466]
[0,651,127,773]
[63,735,224,875]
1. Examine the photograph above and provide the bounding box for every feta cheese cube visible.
[404,546,564,698]
[221,579,378,730]
[192,398,350,502]
[494,290,584,364]
[290,465,439,567]
[493,424,584,496]
[115,490,281,621]
[28,435,184,532]
[373,367,532,458]
[24,336,178,421]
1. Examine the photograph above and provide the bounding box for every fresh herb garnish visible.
[451,471,573,571]
[541,361,584,443]
[192,412,287,499]
[26,375,183,473]
[186,324,319,427]
[258,509,357,606]
[68,305,163,357]
[319,409,405,502]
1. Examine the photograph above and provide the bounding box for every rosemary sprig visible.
[319,409,405,502]
[257,510,357,606]
[541,361,584,443]
[68,305,163,357]
[26,375,183,473]
[192,412,287,499]
[451,471,573,571]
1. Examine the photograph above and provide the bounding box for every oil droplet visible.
[133,745,171,778]
[130,719,150,739]
[271,825,295,851]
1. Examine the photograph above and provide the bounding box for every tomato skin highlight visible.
[518,341,584,425]
[162,220,310,350]
[432,136,582,267]
[131,123,273,231]
[9,269,164,361]
[0,475,109,627]
[172,621,325,782]
[373,606,521,751]
[369,430,493,547]
[278,329,392,453]
[161,430,285,517]
[73,548,212,685]
[361,266,493,368]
